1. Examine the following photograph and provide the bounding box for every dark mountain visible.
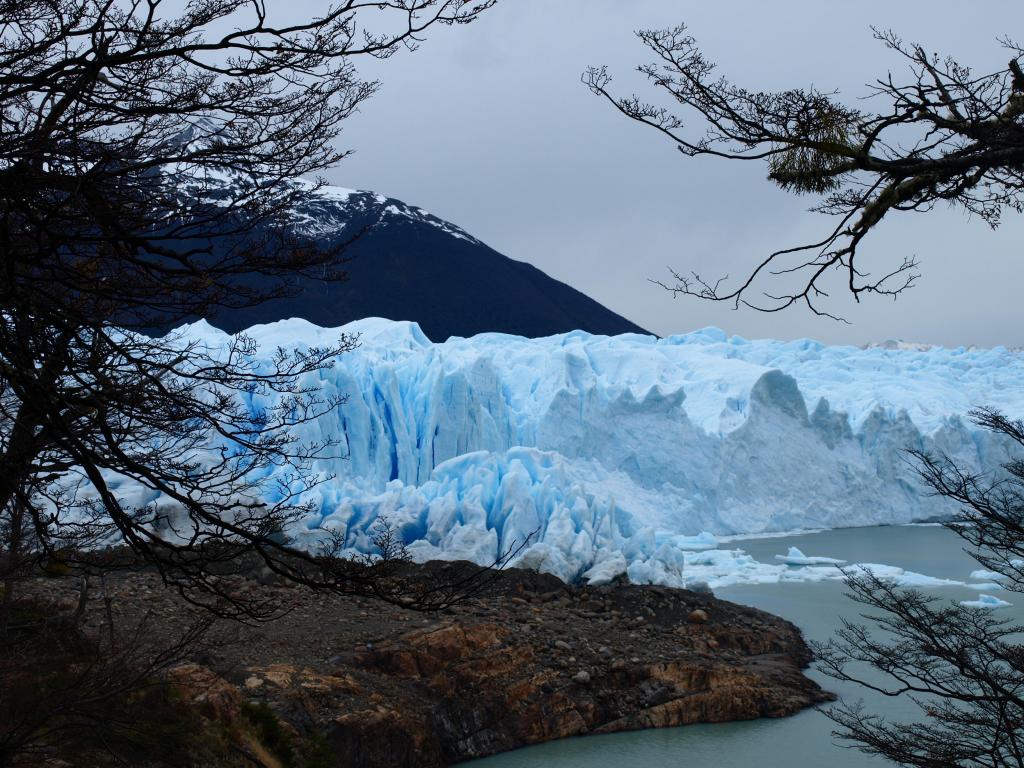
[205,187,650,341]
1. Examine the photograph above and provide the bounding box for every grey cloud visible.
[287,0,1024,347]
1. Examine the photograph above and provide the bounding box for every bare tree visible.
[0,0,505,628]
[815,409,1024,768]
[585,26,1024,319]
[590,23,1024,766]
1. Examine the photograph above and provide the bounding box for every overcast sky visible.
[300,1,1023,347]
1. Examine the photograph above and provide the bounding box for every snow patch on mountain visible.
[162,136,481,246]
[286,180,482,244]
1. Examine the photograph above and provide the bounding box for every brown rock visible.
[21,557,831,768]
[166,663,242,724]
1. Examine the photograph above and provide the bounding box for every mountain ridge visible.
[205,185,651,342]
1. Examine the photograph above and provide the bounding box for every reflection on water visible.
[465,525,1016,768]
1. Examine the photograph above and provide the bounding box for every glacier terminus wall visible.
[176,318,1023,587]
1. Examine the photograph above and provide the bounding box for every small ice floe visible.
[960,594,1012,609]
[669,532,719,551]
[845,564,965,588]
[964,582,1005,591]
[677,550,963,590]
[774,546,847,566]
[965,569,1010,591]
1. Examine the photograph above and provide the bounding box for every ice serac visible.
[181,318,1023,587]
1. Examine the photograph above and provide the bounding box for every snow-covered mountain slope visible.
[173,318,1023,587]
[189,180,650,341]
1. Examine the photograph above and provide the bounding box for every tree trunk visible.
[0,498,25,644]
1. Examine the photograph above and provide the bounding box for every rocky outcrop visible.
[231,572,831,767]
[22,564,831,767]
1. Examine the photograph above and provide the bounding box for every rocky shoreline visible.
[20,563,832,767]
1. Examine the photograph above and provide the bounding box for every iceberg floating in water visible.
[676,552,968,590]
[961,594,1013,609]
[669,532,720,551]
[845,564,966,588]
[774,547,847,566]
[160,318,1023,587]
[970,569,1008,582]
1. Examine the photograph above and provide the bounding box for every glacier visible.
[167,317,1023,588]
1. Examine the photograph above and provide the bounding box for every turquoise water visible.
[465,525,1016,767]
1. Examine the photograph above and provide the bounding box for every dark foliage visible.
[0,604,212,767]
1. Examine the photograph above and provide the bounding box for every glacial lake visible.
[465,524,1018,767]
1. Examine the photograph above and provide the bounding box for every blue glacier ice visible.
[171,317,1024,588]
